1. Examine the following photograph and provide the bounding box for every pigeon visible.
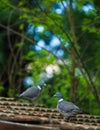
[54,92,84,119]
[15,81,46,103]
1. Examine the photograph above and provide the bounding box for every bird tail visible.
[14,96,20,101]
[83,111,90,114]
[80,109,90,114]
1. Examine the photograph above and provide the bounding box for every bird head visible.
[39,81,46,88]
[54,92,63,100]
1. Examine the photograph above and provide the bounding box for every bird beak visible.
[53,94,56,97]
[44,83,46,86]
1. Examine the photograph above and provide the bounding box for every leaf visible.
[19,24,24,30]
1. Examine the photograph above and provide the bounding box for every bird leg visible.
[29,100,35,106]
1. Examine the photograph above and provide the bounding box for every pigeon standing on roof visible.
[54,92,84,119]
[15,82,46,103]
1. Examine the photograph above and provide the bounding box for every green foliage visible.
[7,89,15,97]
[0,85,4,95]
[0,0,100,115]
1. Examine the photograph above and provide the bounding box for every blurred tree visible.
[0,0,100,115]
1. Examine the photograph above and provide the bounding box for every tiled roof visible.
[0,97,100,130]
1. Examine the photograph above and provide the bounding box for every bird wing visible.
[58,100,81,114]
[20,86,40,99]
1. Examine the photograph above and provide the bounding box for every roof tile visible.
[0,97,100,130]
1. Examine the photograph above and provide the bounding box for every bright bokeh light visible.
[46,65,53,75]
[37,39,45,47]
[55,8,63,14]
[52,64,60,74]
[23,76,34,88]
[56,49,64,57]
[45,64,60,77]
[35,39,45,51]
[53,2,64,14]
[50,35,60,47]
[82,4,94,12]
[28,24,34,34]
[36,26,44,33]
[40,72,52,80]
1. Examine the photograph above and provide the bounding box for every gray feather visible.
[15,81,46,103]
[19,86,41,101]
[57,100,83,117]
[55,92,83,118]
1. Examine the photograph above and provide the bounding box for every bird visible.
[54,92,84,120]
[14,81,46,103]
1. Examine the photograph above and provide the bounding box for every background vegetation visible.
[0,0,100,115]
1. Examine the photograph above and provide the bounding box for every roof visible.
[0,97,100,130]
